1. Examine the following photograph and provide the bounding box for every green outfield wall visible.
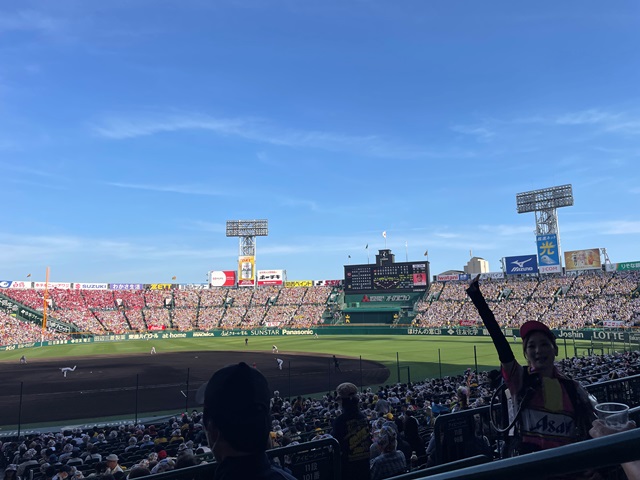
[1,325,639,351]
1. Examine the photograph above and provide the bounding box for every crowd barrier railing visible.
[142,437,341,480]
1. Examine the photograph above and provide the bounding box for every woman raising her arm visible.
[466,275,595,456]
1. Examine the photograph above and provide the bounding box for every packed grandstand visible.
[0,269,639,347]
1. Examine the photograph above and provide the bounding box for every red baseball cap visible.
[520,321,554,340]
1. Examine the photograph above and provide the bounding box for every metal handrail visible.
[406,428,640,480]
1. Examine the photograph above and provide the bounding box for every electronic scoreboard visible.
[344,249,429,293]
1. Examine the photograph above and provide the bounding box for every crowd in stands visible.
[0,412,211,480]
[414,271,640,330]
[0,311,69,345]
[2,348,638,480]
[0,271,638,347]
[195,307,224,331]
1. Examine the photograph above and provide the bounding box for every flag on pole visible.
[26,273,32,278]
[424,250,428,257]
[382,231,387,239]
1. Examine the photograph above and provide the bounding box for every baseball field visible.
[0,334,596,431]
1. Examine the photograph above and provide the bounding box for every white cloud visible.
[0,162,67,179]
[433,232,460,239]
[557,220,640,236]
[184,221,227,233]
[0,10,63,34]
[451,124,495,141]
[600,221,640,235]
[93,114,246,140]
[7,178,67,190]
[277,196,322,212]
[92,112,471,160]
[106,182,230,196]
[554,109,620,126]
[604,121,640,135]
[92,113,380,153]
[516,109,640,136]
[0,233,231,267]
[478,224,533,236]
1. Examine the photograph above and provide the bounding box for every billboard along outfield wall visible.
[1,326,639,351]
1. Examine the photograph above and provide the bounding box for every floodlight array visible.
[516,184,574,214]
[226,219,269,237]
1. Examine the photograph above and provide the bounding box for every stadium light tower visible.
[516,184,573,235]
[226,220,269,286]
[516,185,573,274]
[226,219,269,256]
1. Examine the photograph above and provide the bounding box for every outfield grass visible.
[0,334,599,383]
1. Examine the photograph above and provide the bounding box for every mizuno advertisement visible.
[505,254,539,275]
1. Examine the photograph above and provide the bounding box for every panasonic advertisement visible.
[505,254,539,275]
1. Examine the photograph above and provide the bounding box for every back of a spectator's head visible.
[127,466,151,479]
[377,425,397,453]
[197,362,271,454]
[336,382,359,408]
[175,453,197,470]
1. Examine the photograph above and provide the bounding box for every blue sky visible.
[1,0,639,284]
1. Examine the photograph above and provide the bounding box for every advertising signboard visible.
[73,283,109,290]
[537,234,562,274]
[313,280,343,286]
[564,249,602,271]
[33,282,71,290]
[616,261,640,272]
[257,269,285,286]
[285,280,313,287]
[0,280,31,289]
[238,256,255,287]
[437,274,461,282]
[109,283,144,290]
[209,270,236,287]
[478,272,504,280]
[504,254,538,275]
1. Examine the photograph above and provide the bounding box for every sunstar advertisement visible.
[238,255,255,287]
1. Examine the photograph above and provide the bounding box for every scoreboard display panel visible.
[344,262,428,292]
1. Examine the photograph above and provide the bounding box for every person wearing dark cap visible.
[197,362,296,480]
[4,464,18,480]
[332,382,372,480]
[52,464,73,480]
[466,275,595,456]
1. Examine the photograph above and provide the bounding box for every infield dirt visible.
[0,350,389,425]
